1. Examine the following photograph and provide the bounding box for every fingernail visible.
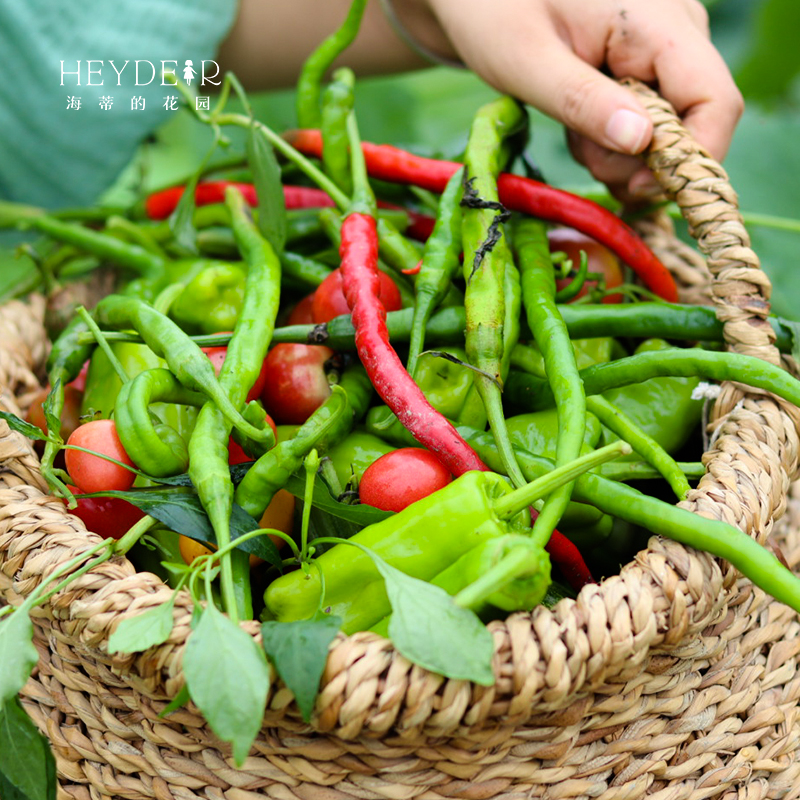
[605,109,650,153]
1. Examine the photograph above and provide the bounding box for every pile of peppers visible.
[6,0,800,660]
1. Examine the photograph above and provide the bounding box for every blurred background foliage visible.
[3,0,800,318]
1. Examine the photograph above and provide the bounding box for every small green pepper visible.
[170,263,247,334]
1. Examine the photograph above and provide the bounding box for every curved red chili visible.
[341,212,487,477]
[145,181,435,242]
[285,129,678,303]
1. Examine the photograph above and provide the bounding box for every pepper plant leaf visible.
[81,488,282,567]
[107,594,177,655]
[247,124,287,254]
[261,613,341,723]
[0,609,40,705]
[283,472,391,526]
[0,410,50,443]
[0,697,57,800]
[183,603,270,766]
[352,544,496,686]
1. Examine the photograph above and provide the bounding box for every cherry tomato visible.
[178,489,294,567]
[69,495,145,540]
[260,343,334,425]
[64,419,136,494]
[311,268,402,324]
[202,335,267,402]
[26,384,83,442]
[549,228,624,304]
[286,293,316,325]
[358,448,452,513]
[227,413,278,464]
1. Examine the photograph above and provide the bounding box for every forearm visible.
[216,0,453,90]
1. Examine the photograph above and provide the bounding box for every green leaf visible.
[41,381,62,441]
[261,614,341,723]
[247,125,287,254]
[159,683,191,717]
[183,603,270,765]
[0,410,50,443]
[0,770,28,800]
[735,0,800,106]
[355,546,496,686]
[283,473,391,527]
[82,488,282,567]
[0,609,40,705]
[0,697,57,800]
[107,595,176,655]
[786,320,800,362]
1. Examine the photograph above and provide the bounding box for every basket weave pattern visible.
[2,81,800,800]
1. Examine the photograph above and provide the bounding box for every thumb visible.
[509,45,653,155]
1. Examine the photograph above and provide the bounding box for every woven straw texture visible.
[3,80,800,800]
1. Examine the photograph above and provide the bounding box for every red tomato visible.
[358,448,452,513]
[286,293,316,326]
[549,228,624,303]
[311,268,402,323]
[202,335,267,402]
[70,495,145,540]
[260,343,334,425]
[26,384,83,442]
[227,413,278,464]
[64,419,136,494]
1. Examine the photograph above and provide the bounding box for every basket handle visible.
[622,77,780,367]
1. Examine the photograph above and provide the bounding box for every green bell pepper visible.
[326,430,396,489]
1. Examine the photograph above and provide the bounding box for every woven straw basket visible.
[3,79,800,800]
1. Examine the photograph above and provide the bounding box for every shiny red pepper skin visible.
[145,181,435,241]
[286,129,678,303]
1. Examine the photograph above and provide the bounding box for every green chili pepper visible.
[235,384,351,521]
[265,441,628,632]
[188,186,282,623]
[296,0,368,128]
[510,338,614,378]
[92,294,270,445]
[114,368,204,477]
[81,341,199,440]
[170,263,247,334]
[512,216,587,548]
[321,68,355,194]
[40,316,96,497]
[407,168,464,377]
[461,95,527,488]
[586,394,692,500]
[598,339,703,458]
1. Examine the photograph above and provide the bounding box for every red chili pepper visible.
[285,129,678,303]
[340,212,487,477]
[145,180,436,242]
[543,528,595,589]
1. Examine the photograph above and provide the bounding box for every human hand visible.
[404,0,743,202]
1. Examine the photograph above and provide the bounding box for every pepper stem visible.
[493,440,632,521]
[453,542,539,611]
